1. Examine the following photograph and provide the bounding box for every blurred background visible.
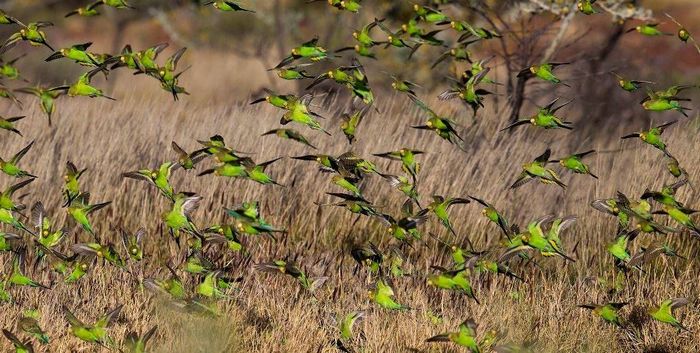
[0,0,698,127]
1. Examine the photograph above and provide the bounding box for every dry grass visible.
[0,76,700,353]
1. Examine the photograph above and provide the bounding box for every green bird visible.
[162,192,202,241]
[171,141,205,170]
[621,120,676,154]
[243,157,284,186]
[472,256,523,281]
[7,251,50,289]
[383,207,430,243]
[18,309,49,344]
[340,107,368,144]
[73,241,126,269]
[606,229,639,265]
[123,325,157,353]
[665,154,688,179]
[626,23,670,36]
[388,74,420,97]
[500,98,574,131]
[254,259,327,292]
[578,302,627,327]
[0,207,30,233]
[437,68,492,117]
[428,195,471,237]
[262,129,316,149]
[426,319,481,351]
[144,265,186,299]
[0,232,20,252]
[332,175,362,197]
[120,227,145,261]
[63,161,86,206]
[97,0,134,9]
[315,0,362,13]
[281,101,330,135]
[1,140,36,178]
[204,1,254,12]
[611,72,653,92]
[15,85,65,126]
[641,179,690,209]
[64,255,94,284]
[0,178,33,211]
[641,96,691,117]
[123,162,178,200]
[511,149,567,189]
[509,216,576,261]
[321,192,385,220]
[2,329,34,353]
[63,305,123,347]
[183,251,216,274]
[666,13,700,53]
[51,68,115,100]
[336,20,383,56]
[67,193,111,237]
[0,119,21,137]
[549,150,598,179]
[202,224,244,252]
[2,21,54,51]
[0,53,25,80]
[292,153,340,173]
[198,160,247,179]
[591,194,633,231]
[339,311,364,341]
[111,43,166,71]
[274,38,329,69]
[65,2,102,17]
[0,10,20,25]
[31,202,68,257]
[427,266,479,303]
[368,278,409,310]
[410,96,465,150]
[350,242,384,274]
[577,0,597,14]
[655,204,700,237]
[649,298,690,332]
[374,148,422,178]
[413,4,450,23]
[269,64,314,80]
[45,42,104,66]
[196,270,230,298]
[450,21,500,41]
[250,89,309,109]
[469,196,511,237]
[517,62,569,85]
[376,19,419,52]
[144,47,189,100]
[0,84,22,108]
[431,40,477,69]
[381,174,420,207]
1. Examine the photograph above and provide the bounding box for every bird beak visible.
[620,133,639,139]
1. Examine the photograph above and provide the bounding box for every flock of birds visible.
[0,0,699,352]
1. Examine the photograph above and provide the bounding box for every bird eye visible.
[81,264,88,270]
[131,248,138,254]
[159,70,165,76]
